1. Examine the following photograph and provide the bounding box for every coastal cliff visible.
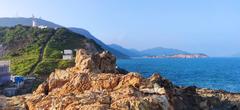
[1,49,240,110]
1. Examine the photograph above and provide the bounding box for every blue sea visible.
[117,58,240,92]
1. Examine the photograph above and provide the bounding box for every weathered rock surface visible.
[0,95,29,110]
[73,49,116,73]
[3,49,240,110]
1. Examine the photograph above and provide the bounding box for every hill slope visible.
[0,17,129,59]
[69,28,129,59]
[0,25,103,76]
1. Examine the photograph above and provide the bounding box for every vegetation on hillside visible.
[0,25,103,76]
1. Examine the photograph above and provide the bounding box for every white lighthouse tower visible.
[32,15,37,27]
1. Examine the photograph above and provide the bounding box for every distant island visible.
[145,53,209,59]
[233,53,240,57]
[108,44,210,59]
[109,44,191,57]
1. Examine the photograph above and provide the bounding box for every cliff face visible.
[2,49,240,110]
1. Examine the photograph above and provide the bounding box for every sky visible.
[0,0,240,57]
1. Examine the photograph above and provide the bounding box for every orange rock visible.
[115,72,142,89]
[74,49,116,73]
[25,50,173,110]
[5,49,240,110]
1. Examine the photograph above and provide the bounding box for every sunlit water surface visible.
[117,58,240,92]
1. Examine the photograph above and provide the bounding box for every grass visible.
[0,25,102,76]
[33,59,75,75]
[9,45,40,76]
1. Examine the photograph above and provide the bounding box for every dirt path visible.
[28,34,53,76]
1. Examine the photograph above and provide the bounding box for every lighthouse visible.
[32,15,37,27]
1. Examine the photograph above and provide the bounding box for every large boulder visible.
[74,49,116,73]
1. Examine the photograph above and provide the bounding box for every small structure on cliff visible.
[11,76,24,88]
[1,75,36,96]
[62,49,73,60]
[32,15,48,29]
[3,87,17,97]
[0,60,11,85]
[32,15,37,27]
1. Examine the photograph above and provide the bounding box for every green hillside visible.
[0,25,103,76]
[0,17,130,59]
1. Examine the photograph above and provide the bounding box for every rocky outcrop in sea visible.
[1,49,240,110]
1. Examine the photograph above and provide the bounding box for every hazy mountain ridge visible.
[68,28,129,59]
[0,17,129,59]
[109,44,191,57]
[0,17,61,28]
[141,47,189,56]
[109,44,143,57]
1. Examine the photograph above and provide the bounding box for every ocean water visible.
[117,58,240,92]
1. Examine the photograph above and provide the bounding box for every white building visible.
[63,55,73,60]
[64,50,73,55]
[62,50,73,60]
[32,15,48,29]
[38,25,48,29]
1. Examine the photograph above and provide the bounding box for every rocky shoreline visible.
[1,49,240,110]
